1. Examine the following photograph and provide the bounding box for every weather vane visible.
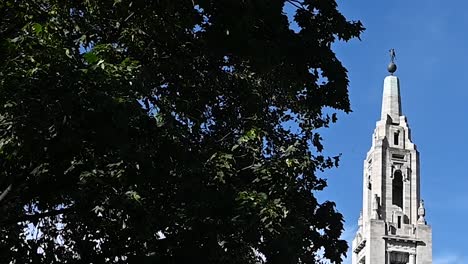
[389,48,396,63]
[387,48,397,74]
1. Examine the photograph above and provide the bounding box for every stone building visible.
[351,56,432,264]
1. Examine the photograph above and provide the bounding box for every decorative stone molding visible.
[405,167,411,181]
[391,162,411,182]
[386,240,416,254]
[353,238,366,254]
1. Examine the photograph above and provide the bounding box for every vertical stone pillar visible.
[367,220,386,263]
[409,253,416,264]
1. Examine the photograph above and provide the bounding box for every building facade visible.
[351,59,432,264]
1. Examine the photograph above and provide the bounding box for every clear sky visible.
[285,0,468,263]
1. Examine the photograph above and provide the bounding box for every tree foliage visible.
[0,0,363,263]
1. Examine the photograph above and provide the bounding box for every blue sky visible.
[285,0,468,263]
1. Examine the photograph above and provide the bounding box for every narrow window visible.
[392,170,403,208]
[397,216,402,229]
[394,131,399,145]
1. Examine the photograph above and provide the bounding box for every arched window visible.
[392,170,403,208]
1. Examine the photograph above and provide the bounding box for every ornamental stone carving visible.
[418,200,426,224]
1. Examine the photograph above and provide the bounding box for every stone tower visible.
[351,55,432,264]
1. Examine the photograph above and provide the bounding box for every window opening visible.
[394,131,399,145]
[392,170,403,208]
[390,252,409,264]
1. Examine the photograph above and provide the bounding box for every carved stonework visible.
[418,200,426,224]
[391,163,399,178]
[394,163,402,170]
[387,240,416,254]
[391,162,411,182]
[401,165,408,182]
[367,163,372,189]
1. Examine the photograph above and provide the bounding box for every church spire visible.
[380,49,401,122]
[351,50,432,264]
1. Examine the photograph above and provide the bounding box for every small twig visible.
[239,156,258,171]
[216,132,232,142]
[0,184,12,203]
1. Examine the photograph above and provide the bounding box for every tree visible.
[0,0,364,263]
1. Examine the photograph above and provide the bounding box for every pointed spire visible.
[381,49,402,122]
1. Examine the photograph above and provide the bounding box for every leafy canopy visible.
[0,0,363,263]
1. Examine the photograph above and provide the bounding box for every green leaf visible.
[83,52,98,64]
[32,23,43,34]
[126,190,142,202]
[64,48,72,58]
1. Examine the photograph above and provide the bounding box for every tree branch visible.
[1,207,74,226]
[286,0,306,11]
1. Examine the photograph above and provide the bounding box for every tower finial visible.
[387,48,397,75]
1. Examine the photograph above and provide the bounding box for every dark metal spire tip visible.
[388,48,397,75]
